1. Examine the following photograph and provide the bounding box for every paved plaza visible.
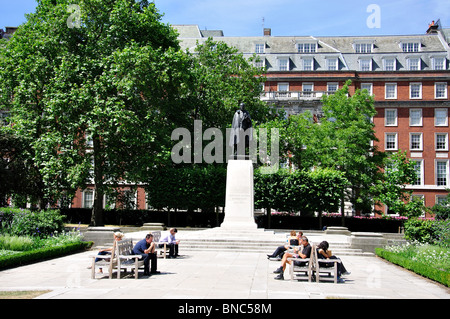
[0,230,448,300]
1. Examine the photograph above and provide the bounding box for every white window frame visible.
[385,108,398,126]
[255,43,265,54]
[435,82,448,99]
[277,82,289,97]
[407,57,421,71]
[436,160,449,186]
[327,82,339,93]
[297,42,317,53]
[382,57,396,71]
[435,108,448,126]
[432,57,446,70]
[435,133,449,151]
[83,189,94,209]
[385,83,397,99]
[359,58,372,71]
[278,57,290,71]
[360,83,373,95]
[401,42,420,52]
[354,43,373,53]
[326,57,338,71]
[302,83,314,97]
[385,133,398,150]
[254,56,265,68]
[409,82,422,99]
[409,108,422,126]
[410,132,423,151]
[411,159,424,186]
[301,57,314,71]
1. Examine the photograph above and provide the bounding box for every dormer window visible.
[359,58,372,71]
[401,42,420,52]
[382,57,397,71]
[354,43,373,53]
[255,43,265,54]
[297,42,317,53]
[407,57,421,71]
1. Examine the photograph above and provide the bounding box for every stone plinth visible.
[142,223,166,231]
[82,226,120,247]
[220,159,257,229]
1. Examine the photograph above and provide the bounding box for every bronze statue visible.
[230,103,252,158]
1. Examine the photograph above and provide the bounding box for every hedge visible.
[0,241,93,271]
[375,248,450,287]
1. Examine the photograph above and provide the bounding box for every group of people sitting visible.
[267,230,350,283]
[94,228,180,277]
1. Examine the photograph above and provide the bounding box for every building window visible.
[354,43,372,53]
[385,83,397,99]
[410,133,423,150]
[402,42,420,52]
[412,160,423,186]
[409,83,422,99]
[359,58,372,71]
[360,83,373,95]
[436,133,448,151]
[435,82,448,99]
[383,58,396,71]
[301,57,314,71]
[435,108,448,126]
[409,109,422,126]
[255,43,265,54]
[436,160,448,186]
[407,58,421,71]
[385,109,397,126]
[83,190,94,208]
[385,133,398,150]
[432,57,446,70]
[327,82,338,93]
[302,83,314,97]
[278,58,289,71]
[254,57,265,68]
[326,58,338,71]
[277,83,289,97]
[297,43,316,53]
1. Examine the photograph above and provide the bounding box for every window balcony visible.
[260,91,335,101]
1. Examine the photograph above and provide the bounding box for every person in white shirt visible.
[160,228,180,258]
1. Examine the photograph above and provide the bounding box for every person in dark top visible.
[133,233,159,276]
[274,236,311,280]
[267,231,302,259]
[316,240,350,282]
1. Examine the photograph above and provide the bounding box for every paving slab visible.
[0,246,448,300]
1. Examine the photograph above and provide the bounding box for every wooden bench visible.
[151,231,168,259]
[312,244,342,284]
[91,241,117,279]
[287,244,313,282]
[115,238,145,279]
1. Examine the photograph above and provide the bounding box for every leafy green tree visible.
[371,151,424,218]
[0,0,189,225]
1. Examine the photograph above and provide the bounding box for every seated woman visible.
[93,232,124,273]
[267,230,302,259]
[316,241,350,282]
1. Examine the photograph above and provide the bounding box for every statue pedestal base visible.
[221,159,257,229]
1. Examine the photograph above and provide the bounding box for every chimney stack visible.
[426,20,439,34]
[264,28,271,36]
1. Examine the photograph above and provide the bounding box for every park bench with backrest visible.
[151,231,168,259]
[114,238,145,279]
[287,244,313,282]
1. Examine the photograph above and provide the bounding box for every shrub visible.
[0,234,35,251]
[404,218,436,244]
[1,208,65,238]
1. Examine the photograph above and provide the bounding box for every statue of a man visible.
[229,103,252,157]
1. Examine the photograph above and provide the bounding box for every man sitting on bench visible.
[159,228,180,258]
[133,233,159,276]
[273,236,311,280]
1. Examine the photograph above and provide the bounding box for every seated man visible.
[159,227,180,258]
[132,233,159,276]
[273,236,311,280]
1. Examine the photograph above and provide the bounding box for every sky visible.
[1,0,449,37]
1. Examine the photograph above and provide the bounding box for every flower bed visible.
[375,243,450,287]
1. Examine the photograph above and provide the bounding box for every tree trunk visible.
[90,133,104,226]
